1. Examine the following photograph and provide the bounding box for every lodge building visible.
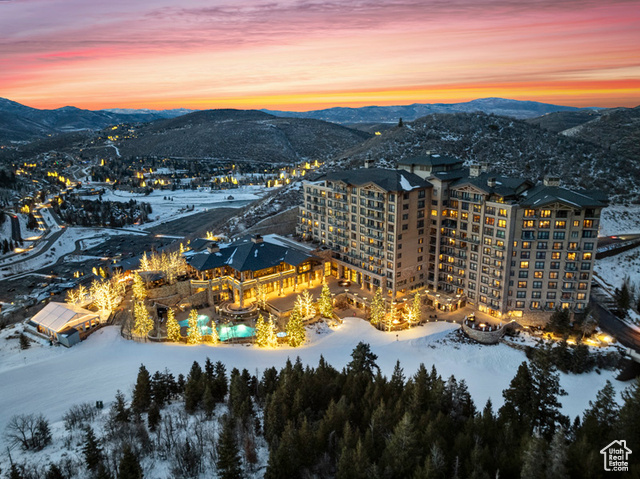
[298,155,608,322]
[186,235,323,307]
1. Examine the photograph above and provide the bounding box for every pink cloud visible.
[0,0,638,109]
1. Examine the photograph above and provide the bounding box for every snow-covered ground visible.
[594,246,640,292]
[0,317,626,455]
[84,185,266,231]
[600,205,640,236]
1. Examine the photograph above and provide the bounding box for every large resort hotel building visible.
[297,155,608,322]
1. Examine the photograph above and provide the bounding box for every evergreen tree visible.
[389,360,405,395]
[216,416,243,479]
[299,289,315,317]
[285,307,306,347]
[382,412,419,478]
[203,384,216,419]
[184,361,204,413]
[254,314,268,347]
[582,380,619,443]
[82,426,104,471]
[547,428,569,479]
[254,282,268,310]
[547,309,571,336]
[255,314,277,348]
[95,463,113,479]
[347,342,380,376]
[213,361,229,403]
[615,278,632,312]
[131,364,152,413]
[500,362,535,430]
[9,464,23,479]
[112,390,130,423]
[398,117,404,127]
[131,272,146,302]
[617,377,640,452]
[165,308,181,342]
[318,277,333,318]
[118,444,143,479]
[404,291,422,325]
[45,464,65,479]
[132,301,153,339]
[186,308,202,344]
[530,355,568,438]
[370,287,385,326]
[147,401,161,432]
[208,319,220,344]
[266,315,278,348]
[520,435,547,479]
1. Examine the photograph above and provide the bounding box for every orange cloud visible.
[0,0,638,110]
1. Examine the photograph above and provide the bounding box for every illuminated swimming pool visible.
[218,323,255,341]
[178,315,255,341]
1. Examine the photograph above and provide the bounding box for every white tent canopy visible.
[30,302,99,333]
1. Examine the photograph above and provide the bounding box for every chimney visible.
[364,158,374,169]
[480,161,490,173]
[469,164,481,178]
[543,175,560,187]
[207,242,220,254]
[251,234,264,244]
[487,177,497,188]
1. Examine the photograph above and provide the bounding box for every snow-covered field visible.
[0,317,625,455]
[594,246,640,292]
[86,185,267,231]
[600,205,640,236]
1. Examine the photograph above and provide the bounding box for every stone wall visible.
[462,321,508,344]
[147,280,191,300]
[177,290,209,310]
[516,310,553,328]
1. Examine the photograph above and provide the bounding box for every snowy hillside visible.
[0,318,624,457]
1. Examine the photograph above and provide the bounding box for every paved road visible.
[591,298,640,352]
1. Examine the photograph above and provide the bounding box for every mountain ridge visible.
[262,97,604,124]
[0,97,611,143]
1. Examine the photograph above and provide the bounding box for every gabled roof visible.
[30,302,98,333]
[320,168,430,192]
[452,173,532,197]
[398,154,463,167]
[519,185,608,208]
[189,238,218,252]
[188,237,318,273]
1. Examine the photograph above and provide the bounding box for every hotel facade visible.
[297,156,607,322]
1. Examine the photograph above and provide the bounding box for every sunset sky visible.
[1,0,639,111]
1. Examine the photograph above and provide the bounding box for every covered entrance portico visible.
[424,290,466,312]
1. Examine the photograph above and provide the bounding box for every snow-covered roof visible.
[188,235,318,273]
[30,302,99,333]
[319,168,429,192]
